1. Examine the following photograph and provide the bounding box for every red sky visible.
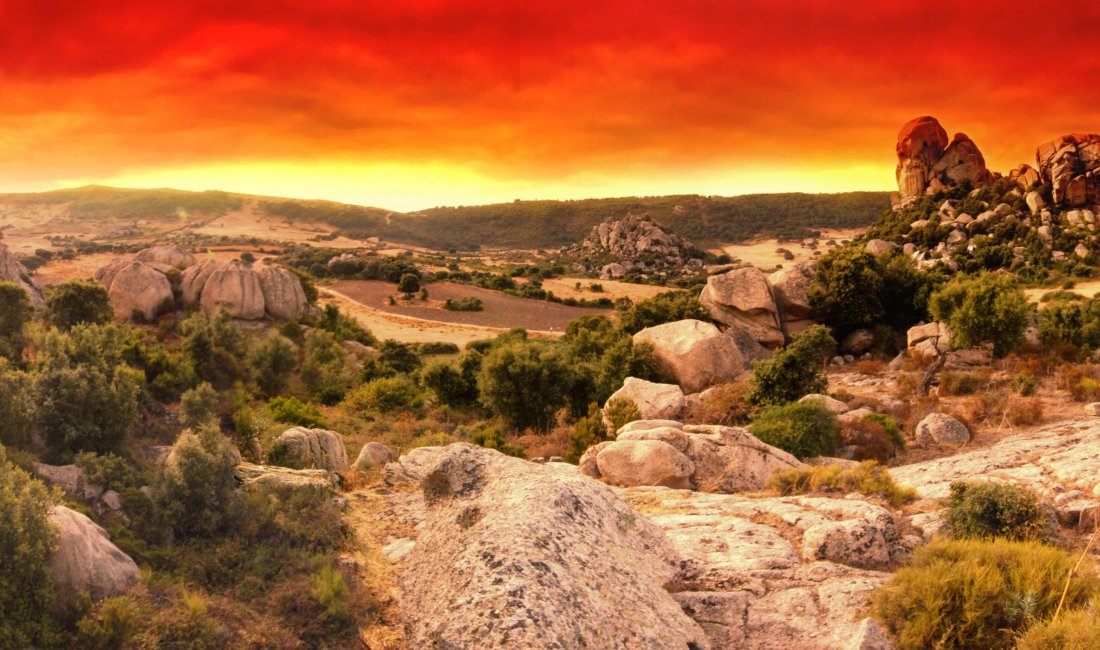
[2,0,1099,210]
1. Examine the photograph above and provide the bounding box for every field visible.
[328,279,611,333]
[539,277,672,303]
[715,228,864,270]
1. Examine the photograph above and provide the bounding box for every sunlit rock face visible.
[895,116,992,203]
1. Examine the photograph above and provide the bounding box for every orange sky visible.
[2,0,1100,211]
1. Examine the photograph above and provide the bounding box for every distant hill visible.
[0,185,890,250]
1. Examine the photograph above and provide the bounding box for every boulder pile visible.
[568,214,705,279]
[895,116,992,202]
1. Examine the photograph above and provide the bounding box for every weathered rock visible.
[906,321,952,356]
[572,214,699,279]
[578,440,613,479]
[49,505,140,603]
[896,116,949,199]
[257,266,308,320]
[102,260,174,321]
[634,319,745,393]
[234,462,337,490]
[847,618,895,650]
[700,268,784,347]
[1025,191,1047,215]
[914,413,970,447]
[401,444,708,648]
[841,329,875,355]
[932,133,993,187]
[864,239,896,256]
[179,258,219,306]
[606,377,686,421]
[596,439,695,489]
[599,262,626,279]
[133,245,196,270]
[34,463,105,501]
[726,324,774,368]
[200,260,265,319]
[1011,164,1041,191]
[1037,133,1100,206]
[800,394,849,414]
[269,427,350,472]
[0,243,45,308]
[354,442,395,471]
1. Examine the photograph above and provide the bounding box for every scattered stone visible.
[800,394,850,414]
[606,377,686,421]
[354,442,395,470]
[914,413,970,447]
[864,239,896,256]
[269,427,350,472]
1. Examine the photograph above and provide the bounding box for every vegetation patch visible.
[767,461,916,507]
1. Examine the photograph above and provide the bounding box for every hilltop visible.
[0,185,890,251]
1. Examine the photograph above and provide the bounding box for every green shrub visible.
[0,281,31,362]
[1012,372,1038,396]
[310,565,354,633]
[604,397,641,434]
[0,360,34,446]
[267,396,327,428]
[767,461,915,507]
[943,481,1054,542]
[180,310,248,388]
[34,361,142,457]
[0,446,59,648]
[75,595,141,650]
[683,381,752,426]
[301,329,357,405]
[74,452,139,491]
[478,342,570,432]
[180,382,219,430]
[345,377,424,414]
[617,291,708,334]
[154,425,240,538]
[748,400,838,458]
[443,297,484,311]
[421,359,479,406]
[565,403,611,463]
[747,325,836,407]
[940,369,991,396]
[871,538,1099,650]
[45,279,113,330]
[463,423,525,458]
[415,341,461,355]
[247,332,297,396]
[929,272,1031,356]
[1016,602,1100,650]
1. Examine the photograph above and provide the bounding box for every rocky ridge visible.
[567,214,705,280]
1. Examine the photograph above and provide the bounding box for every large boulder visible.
[199,260,265,319]
[180,258,220,306]
[768,260,818,331]
[234,462,337,491]
[133,245,196,270]
[257,266,308,320]
[633,319,745,393]
[932,133,993,187]
[700,267,784,347]
[400,444,707,648]
[353,442,395,471]
[101,260,174,321]
[595,439,695,489]
[914,413,970,448]
[1036,133,1100,206]
[896,116,949,199]
[0,243,45,308]
[49,505,140,603]
[268,427,349,472]
[606,377,685,421]
[906,321,952,356]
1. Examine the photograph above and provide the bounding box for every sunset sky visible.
[3,0,1100,211]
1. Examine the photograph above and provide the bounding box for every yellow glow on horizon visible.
[54,160,894,212]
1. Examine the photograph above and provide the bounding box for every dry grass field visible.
[714,227,864,269]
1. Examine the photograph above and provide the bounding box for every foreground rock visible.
[634,319,746,393]
[913,413,970,448]
[606,377,685,420]
[768,260,818,337]
[49,505,140,603]
[353,442,395,470]
[400,444,708,648]
[700,267,784,347]
[269,427,349,472]
[0,243,45,308]
[582,420,804,493]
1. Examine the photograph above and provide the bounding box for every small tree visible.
[0,282,30,362]
[478,342,570,432]
[617,291,708,334]
[748,325,836,406]
[45,279,113,330]
[929,272,1031,356]
[397,273,420,299]
[300,330,357,405]
[748,400,839,458]
[154,425,239,538]
[565,403,611,463]
[0,362,33,447]
[180,382,220,430]
[0,447,58,648]
[248,333,298,395]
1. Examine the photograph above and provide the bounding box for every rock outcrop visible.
[768,260,818,336]
[200,260,266,319]
[633,319,746,393]
[895,117,992,202]
[133,245,196,270]
[0,243,45,308]
[268,427,349,473]
[1036,133,1100,206]
[100,260,174,321]
[179,258,219,305]
[49,505,140,603]
[582,420,805,493]
[234,462,337,490]
[605,377,686,421]
[257,266,308,320]
[353,442,395,471]
[570,214,703,278]
[399,444,708,648]
[700,267,784,347]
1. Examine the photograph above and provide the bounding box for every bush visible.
[34,360,142,457]
[345,377,424,414]
[929,272,1031,356]
[478,342,571,432]
[74,452,139,491]
[301,330,357,405]
[267,396,327,428]
[871,538,1099,650]
[767,461,916,507]
[397,273,420,297]
[180,310,248,388]
[604,397,641,434]
[415,341,461,355]
[421,359,479,406]
[565,403,611,463]
[463,423,525,458]
[1006,397,1044,426]
[0,361,34,446]
[943,481,1054,542]
[682,381,752,426]
[180,382,219,430]
[247,333,297,396]
[617,291,708,334]
[939,369,991,396]
[1012,372,1038,396]
[838,411,904,462]
[443,297,484,311]
[0,447,58,648]
[0,281,31,362]
[154,425,240,538]
[1017,602,1100,650]
[747,325,836,407]
[748,400,839,458]
[45,279,113,330]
